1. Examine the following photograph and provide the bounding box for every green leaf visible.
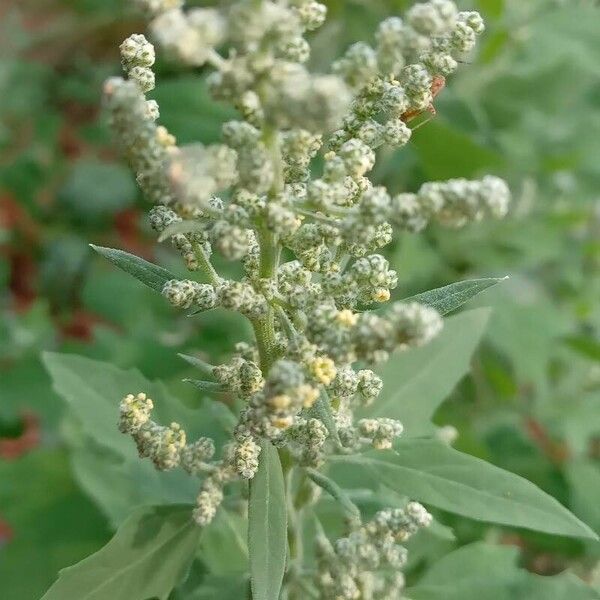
[566,460,600,535]
[90,244,176,293]
[42,353,228,526]
[41,505,201,600]
[184,378,227,394]
[408,542,600,600]
[401,278,507,316]
[329,439,598,540]
[198,509,249,574]
[0,449,110,600]
[248,442,287,600]
[411,119,504,180]
[367,309,490,436]
[183,576,249,600]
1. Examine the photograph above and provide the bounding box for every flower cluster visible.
[119,393,186,471]
[108,0,508,559]
[315,502,433,599]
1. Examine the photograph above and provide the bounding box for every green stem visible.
[263,126,284,198]
[305,467,361,525]
[253,117,310,600]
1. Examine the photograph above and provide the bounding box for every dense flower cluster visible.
[316,502,433,599]
[108,0,508,593]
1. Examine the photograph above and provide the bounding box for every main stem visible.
[251,125,307,599]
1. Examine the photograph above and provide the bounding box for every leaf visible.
[367,309,490,436]
[248,442,287,600]
[565,460,600,535]
[42,353,228,526]
[329,439,598,540]
[183,576,249,600]
[90,244,176,293]
[0,449,110,600]
[41,505,201,600]
[184,378,227,394]
[486,294,570,393]
[411,119,504,180]
[401,278,507,316]
[198,509,249,574]
[408,542,600,600]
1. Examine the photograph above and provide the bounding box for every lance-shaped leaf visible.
[90,244,175,292]
[401,277,507,316]
[366,309,490,436]
[41,505,201,600]
[248,442,287,600]
[329,439,598,540]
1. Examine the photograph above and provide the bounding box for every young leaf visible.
[90,244,176,292]
[401,277,507,316]
[407,542,600,600]
[366,309,490,436]
[41,505,201,600]
[329,439,598,540]
[183,378,227,394]
[248,442,287,600]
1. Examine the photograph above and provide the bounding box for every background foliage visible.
[1,0,599,598]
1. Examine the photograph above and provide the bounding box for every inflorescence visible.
[108,1,508,596]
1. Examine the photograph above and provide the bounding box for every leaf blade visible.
[408,542,600,600]
[90,244,175,292]
[41,505,201,600]
[367,309,490,436]
[248,442,287,600]
[401,277,507,316]
[329,439,597,540]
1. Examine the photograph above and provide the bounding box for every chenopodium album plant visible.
[49,0,595,598]
[104,0,508,596]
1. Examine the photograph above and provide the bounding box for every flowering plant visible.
[40,1,598,599]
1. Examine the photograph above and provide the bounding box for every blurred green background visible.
[1,0,599,597]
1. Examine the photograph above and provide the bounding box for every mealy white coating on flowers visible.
[118,392,153,434]
[316,502,432,599]
[107,0,507,555]
[233,434,262,478]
